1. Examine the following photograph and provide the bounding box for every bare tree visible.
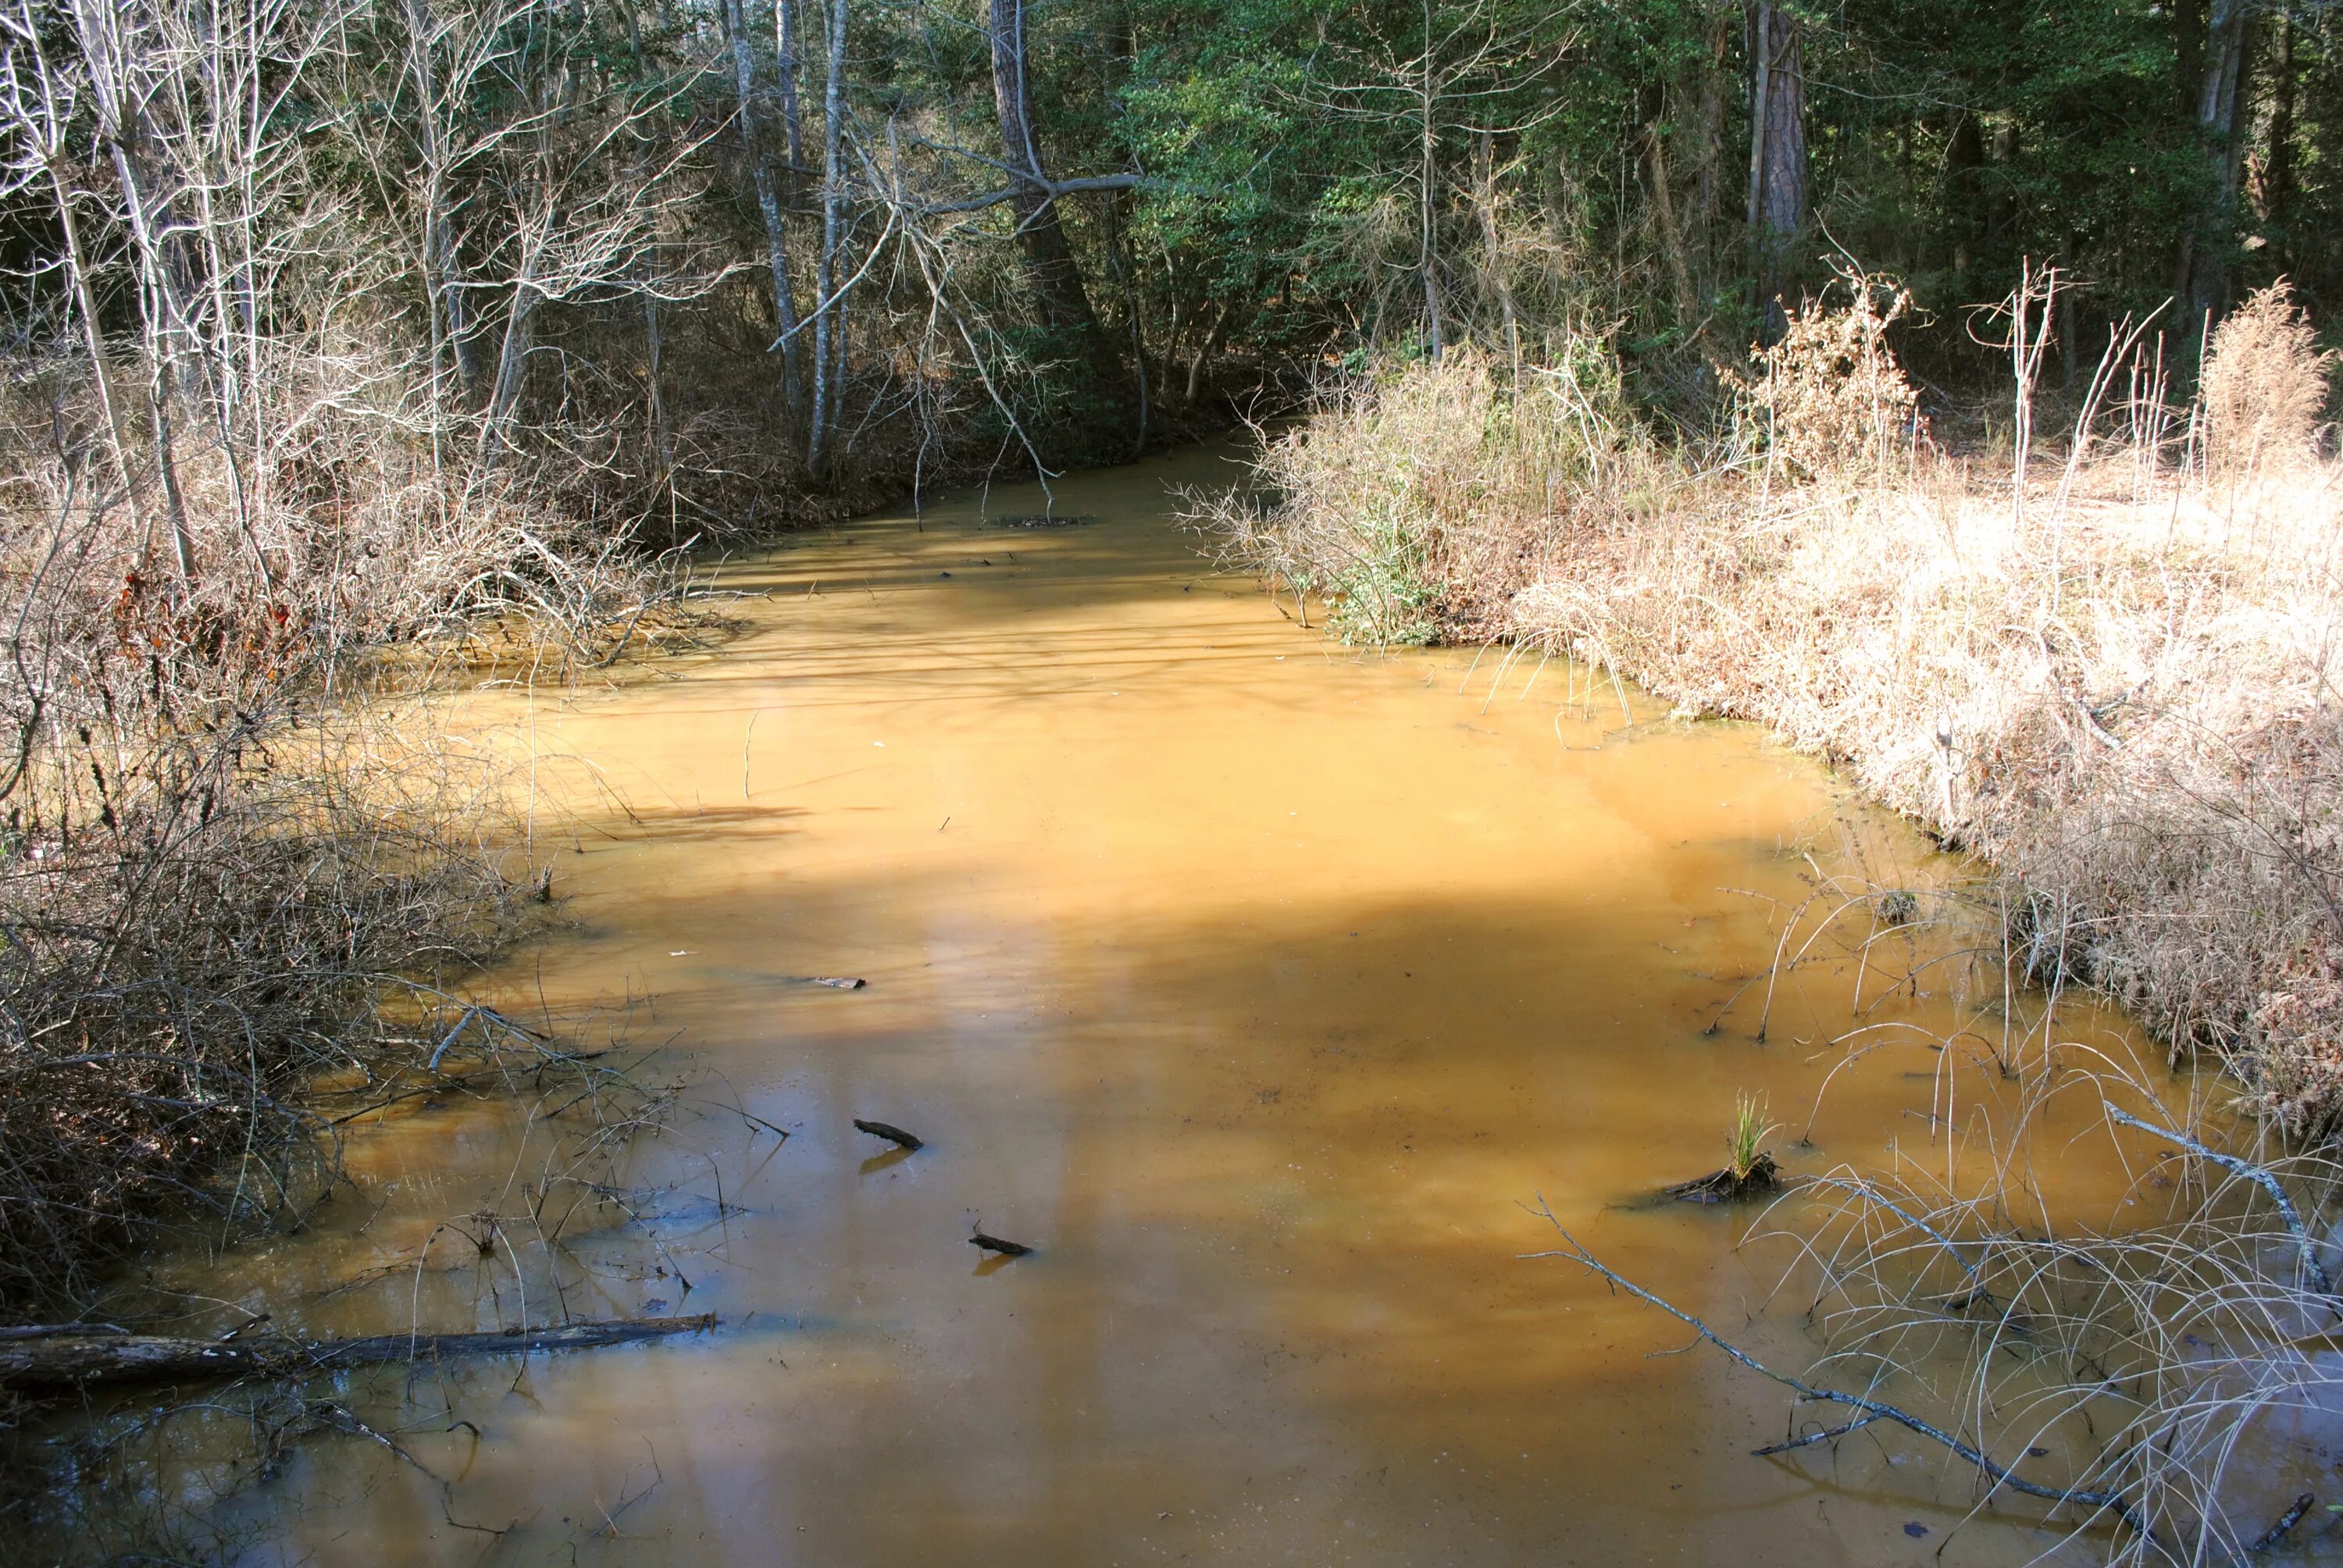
[725,0,805,437]
[988,0,1105,344]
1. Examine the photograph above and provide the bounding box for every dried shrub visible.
[0,706,537,1313]
[2199,280,2337,477]
[0,337,688,1324]
[2248,942,2343,1141]
[1728,276,1919,479]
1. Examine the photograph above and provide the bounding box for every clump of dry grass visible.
[2197,280,2337,479]
[1211,281,2343,1139]
[1202,340,1657,643]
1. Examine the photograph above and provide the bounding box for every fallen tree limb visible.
[2102,1100,2333,1295]
[0,1313,718,1392]
[1520,1200,2153,1541]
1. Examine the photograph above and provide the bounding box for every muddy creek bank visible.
[77,446,2156,1566]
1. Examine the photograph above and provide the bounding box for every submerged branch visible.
[0,1314,719,1392]
[1521,1201,2150,1538]
[2101,1100,2333,1295]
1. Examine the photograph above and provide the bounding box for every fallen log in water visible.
[0,1313,718,1392]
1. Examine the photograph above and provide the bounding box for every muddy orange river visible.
[111,447,2160,1564]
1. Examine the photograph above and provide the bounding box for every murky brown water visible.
[101,447,2165,1564]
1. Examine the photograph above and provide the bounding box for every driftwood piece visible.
[0,1313,717,1392]
[969,1232,1032,1257]
[853,1118,922,1151]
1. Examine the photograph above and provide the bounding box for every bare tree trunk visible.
[808,0,847,476]
[70,0,203,418]
[1643,115,1697,326]
[775,0,807,178]
[1104,12,1150,457]
[644,289,672,476]
[1746,0,1806,337]
[1945,112,1984,289]
[622,4,672,486]
[1473,130,1521,373]
[1111,193,1150,456]
[80,98,200,583]
[1416,0,1443,362]
[725,0,804,436]
[2184,0,2254,330]
[2174,0,2204,116]
[988,0,1104,341]
[405,0,476,400]
[1985,119,2020,254]
[2256,13,2296,262]
[45,172,142,526]
[141,378,195,584]
[1691,2,1728,288]
[485,287,538,449]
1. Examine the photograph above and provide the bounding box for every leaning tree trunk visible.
[987,0,1104,344]
[1746,0,1806,339]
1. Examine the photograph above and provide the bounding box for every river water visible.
[98,446,2161,1564]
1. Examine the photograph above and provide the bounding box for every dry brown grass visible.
[2198,280,2337,479]
[1209,281,2343,1139]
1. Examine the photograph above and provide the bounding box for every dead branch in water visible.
[2101,1100,2334,1295]
[0,1314,718,1392]
[1520,1199,2153,1539]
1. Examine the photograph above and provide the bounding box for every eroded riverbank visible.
[60,446,2169,1566]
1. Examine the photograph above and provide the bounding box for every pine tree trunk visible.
[1746,1,1806,336]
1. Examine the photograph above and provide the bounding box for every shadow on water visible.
[60,444,2140,1568]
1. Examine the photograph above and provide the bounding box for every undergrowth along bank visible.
[1204,277,2343,1137]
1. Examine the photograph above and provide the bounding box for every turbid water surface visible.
[92,446,2164,1565]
